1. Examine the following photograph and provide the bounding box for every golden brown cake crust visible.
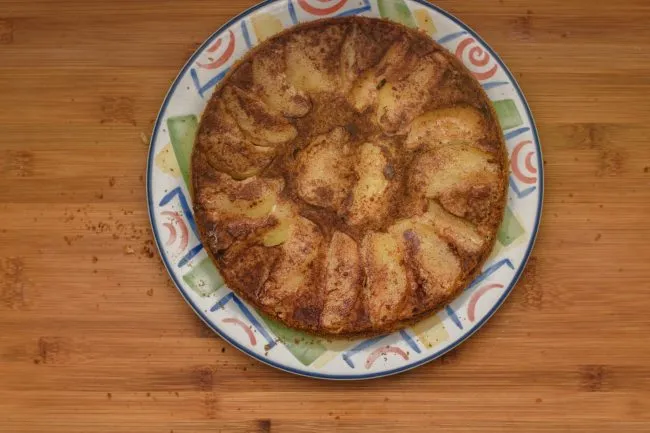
[191,17,508,338]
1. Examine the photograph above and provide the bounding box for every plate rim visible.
[146,0,544,380]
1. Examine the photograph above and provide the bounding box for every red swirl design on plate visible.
[468,284,504,322]
[222,318,257,346]
[455,37,498,81]
[525,152,537,174]
[198,30,235,70]
[297,0,348,15]
[511,140,537,185]
[365,345,409,369]
[161,211,189,252]
[469,46,490,67]
[163,222,177,246]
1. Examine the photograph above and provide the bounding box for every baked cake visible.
[191,17,508,337]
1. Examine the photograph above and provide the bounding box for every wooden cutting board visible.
[1,0,649,431]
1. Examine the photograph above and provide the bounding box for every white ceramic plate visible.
[147,0,543,379]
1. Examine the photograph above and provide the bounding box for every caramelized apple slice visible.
[321,231,362,332]
[252,43,311,117]
[410,144,502,222]
[219,241,280,299]
[340,25,363,92]
[195,172,282,216]
[420,201,486,254]
[261,201,293,247]
[259,216,324,317]
[344,141,395,228]
[294,127,354,210]
[410,144,499,198]
[400,223,462,301]
[339,24,383,93]
[193,170,284,251]
[406,105,488,151]
[222,85,297,146]
[285,25,346,94]
[348,38,411,112]
[362,231,409,327]
[381,217,463,314]
[376,51,447,135]
[196,100,274,180]
[348,69,379,113]
[207,192,276,219]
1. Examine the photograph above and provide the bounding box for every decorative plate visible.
[146,0,543,380]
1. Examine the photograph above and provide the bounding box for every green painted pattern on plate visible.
[183,258,223,297]
[493,99,523,131]
[262,316,327,366]
[378,0,416,28]
[167,115,198,188]
[498,206,525,247]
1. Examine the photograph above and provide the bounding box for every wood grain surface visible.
[1,0,649,432]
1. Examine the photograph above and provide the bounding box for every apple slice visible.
[219,241,280,299]
[406,105,488,150]
[348,38,411,112]
[294,127,354,210]
[339,24,383,93]
[344,141,395,228]
[259,216,324,317]
[285,25,345,94]
[222,85,297,146]
[376,51,447,135]
[321,231,363,332]
[398,222,461,303]
[252,43,312,117]
[420,201,486,255]
[410,144,502,223]
[410,144,499,198]
[261,201,293,247]
[193,169,284,251]
[196,100,274,180]
[361,231,409,327]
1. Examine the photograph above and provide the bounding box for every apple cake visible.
[191,16,508,337]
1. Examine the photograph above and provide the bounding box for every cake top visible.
[191,17,508,337]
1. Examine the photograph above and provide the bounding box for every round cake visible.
[191,17,508,337]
